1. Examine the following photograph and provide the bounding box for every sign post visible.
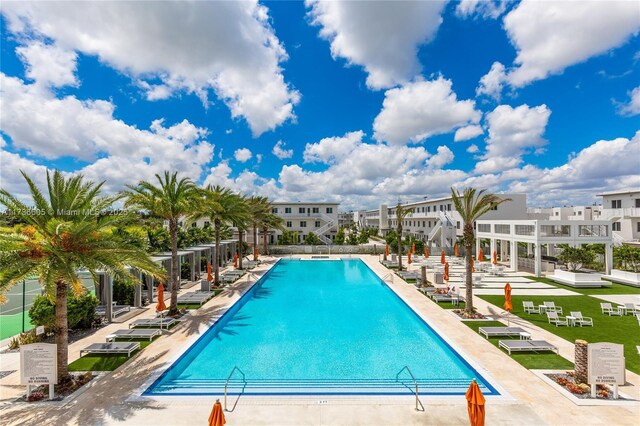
[20,343,57,400]
[587,342,625,399]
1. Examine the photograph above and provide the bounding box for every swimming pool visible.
[145,259,498,396]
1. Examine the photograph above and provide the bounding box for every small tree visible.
[334,227,345,245]
[394,204,413,270]
[557,247,595,272]
[346,232,359,245]
[385,230,398,253]
[614,245,640,272]
[304,232,319,245]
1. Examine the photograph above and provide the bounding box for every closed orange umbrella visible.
[254,246,259,261]
[385,244,389,257]
[492,251,497,265]
[233,252,239,268]
[504,283,512,312]
[444,262,449,281]
[156,283,166,312]
[425,247,429,258]
[466,380,485,426]
[471,256,475,273]
[454,243,459,257]
[478,248,484,262]
[207,262,213,282]
[411,243,416,254]
[408,251,412,265]
[440,250,446,264]
[208,399,226,426]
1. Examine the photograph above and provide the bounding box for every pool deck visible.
[0,255,638,425]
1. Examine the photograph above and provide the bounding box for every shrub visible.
[557,247,595,272]
[29,293,99,331]
[113,277,135,305]
[304,232,320,245]
[334,228,345,245]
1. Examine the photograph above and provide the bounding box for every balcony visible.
[599,208,640,219]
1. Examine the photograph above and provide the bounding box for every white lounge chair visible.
[499,340,558,355]
[569,311,593,327]
[478,327,527,339]
[129,318,176,329]
[600,303,622,316]
[106,329,161,341]
[547,311,568,326]
[543,301,563,315]
[80,342,140,357]
[523,301,541,314]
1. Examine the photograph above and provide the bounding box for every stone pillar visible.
[575,339,589,384]
[421,266,427,287]
[534,244,542,277]
[105,274,113,323]
[190,252,196,281]
[490,239,496,260]
[475,237,480,259]
[604,243,613,275]
[134,270,142,308]
[510,240,518,271]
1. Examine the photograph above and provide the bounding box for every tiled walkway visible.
[0,255,638,425]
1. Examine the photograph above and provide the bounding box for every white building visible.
[596,189,640,245]
[270,202,339,245]
[338,212,355,229]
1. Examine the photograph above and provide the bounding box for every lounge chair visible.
[80,342,140,357]
[569,311,593,327]
[478,327,527,339]
[543,301,563,315]
[620,303,639,315]
[499,340,558,355]
[523,301,541,314]
[129,318,176,329]
[600,303,622,316]
[96,304,131,318]
[472,275,483,287]
[637,313,640,325]
[106,329,162,341]
[547,311,568,326]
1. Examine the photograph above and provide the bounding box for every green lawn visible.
[462,321,574,370]
[478,295,640,374]
[68,339,153,372]
[528,276,640,295]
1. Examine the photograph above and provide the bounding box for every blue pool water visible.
[146,259,497,395]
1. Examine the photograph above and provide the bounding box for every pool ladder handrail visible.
[396,365,422,411]
[224,365,247,411]
[381,272,394,283]
[246,272,259,282]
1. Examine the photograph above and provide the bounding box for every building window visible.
[422,221,425,227]
[637,222,640,232]
[612,222,621,231]
[478,223,491,233]
[612,200,622,209]
[192,222,197,228]
[326,207,333,213]
[285,207,292,214]
[204,221,210,227]
[456,221,460,229]
[315,221,320,227]
[578,211,582,215]
[286,221,292,228]
[299,207,306,213]
[495,224,510,234]
[515,225,535,236]
[427,206,430,212]
[447,204,451,211]
[636,199,640,208]
[272,208,278,213]
[312,207,319,213]
[300,221,307,227]
[555,211,559,216]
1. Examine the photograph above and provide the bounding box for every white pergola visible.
[476,219,613,277]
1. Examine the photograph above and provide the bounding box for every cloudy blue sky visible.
[1,0,639,210]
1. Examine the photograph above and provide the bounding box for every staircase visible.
[428,212,457,249]
[315,213,336,245]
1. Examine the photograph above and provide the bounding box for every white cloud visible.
[373,77,481,145]
[474,104,550,174]
[303,131,363,164]
[234,148,253,163]
[503,1,640,88]
[2,1,299,136]
[306,0,446,89]
[0,150,49,200]
[256,154,263,164]
[455,0,507,20]
[476,61,506,101]
[272,140,293,160]
[466,144,479,154]
[16,41,78,88]
[426,145,454,169]
[616,86,640,116]
[454,125,484,142]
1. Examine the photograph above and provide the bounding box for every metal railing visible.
[224,366,247,411]
[396,366,422,411]
[381,273,394,283]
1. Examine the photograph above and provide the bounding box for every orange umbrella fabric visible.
[233,252,239,268]
[208,399,226,426]
[440,250,446,264]
[492,251,497,265]
[444,262,449,281]
[411,243,416,254]
[471,256,475,273]
[454,243,459,257]
[385,244,389,257]
[156,283,166,312]
[478,248,484,262]
[207,262,213,282]
[408,251,412,264]
[466,380,485,426]
[503,283,512,312]
[253,246,259,261]
[425,247,429,258]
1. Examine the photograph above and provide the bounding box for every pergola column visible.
[475,237,481,259]
[104,274,113,322]
[134,270,142,308]
[145,274,154,303]
[605,243,613,274]
[527,243,532,256]
[190,252,196,281]
[501,239,508,262]
[534,244,542,277]
[510,240,518,271]
[490,239,496,259]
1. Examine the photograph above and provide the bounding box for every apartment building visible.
[270,202,339,245]
[337,212,355,229]
[596,189,640,244]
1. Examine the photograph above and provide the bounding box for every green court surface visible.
[0,312,34,340]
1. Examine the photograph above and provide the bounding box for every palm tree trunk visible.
[55,280,69,382]
[262,227,268,254]
[253,224,258,260]
[465,230,474,315]
[397,226,403,270]
[214,220,220,286]
[169,219,179,314]
[238,230,244,269]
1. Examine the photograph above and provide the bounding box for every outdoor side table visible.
[566,316,577,327]
[519,332,531,340]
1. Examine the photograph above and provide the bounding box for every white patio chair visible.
[570,311,593,327]
[543,301,563,315]
[600,303,622,316]
[523,301,540,314]
[547,311,568,327]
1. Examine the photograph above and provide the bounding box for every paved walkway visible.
[0,255,638,425]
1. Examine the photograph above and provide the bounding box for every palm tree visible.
[394,204,413,270]
[197,186,248,285]
[451,187,511,316]
[247,196,271,259]
[260,213,284,255]
[234,195,250,270]
[0,171,165,382]
[123,172,198,314]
